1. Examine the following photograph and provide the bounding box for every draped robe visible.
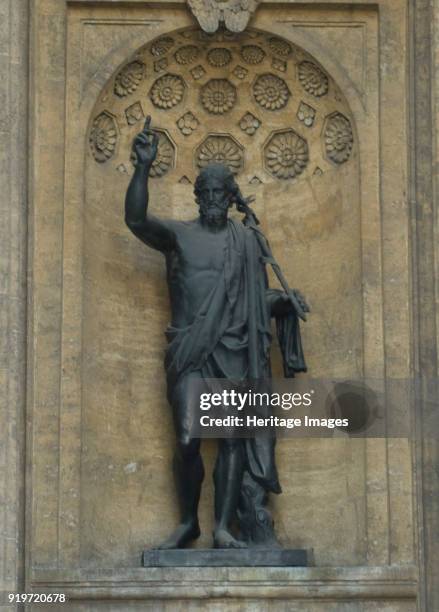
[164,217,306,494]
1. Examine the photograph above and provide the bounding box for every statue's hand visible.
[132,116,159,168]
[273,290,310,318]
[289,289,310,315]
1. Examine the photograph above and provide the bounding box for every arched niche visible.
[81,27,364,566]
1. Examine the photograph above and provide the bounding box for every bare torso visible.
[165,218,229,328]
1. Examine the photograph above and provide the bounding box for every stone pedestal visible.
[142,549,310,567]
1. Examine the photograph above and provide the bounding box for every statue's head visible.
[194,163,239,226]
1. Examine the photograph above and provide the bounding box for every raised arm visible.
[125,116,176,252]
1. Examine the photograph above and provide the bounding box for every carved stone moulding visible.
[89,111,118,163]
[150,36,175,57]
[175,45,200,65]
[196,134,244,174]
[150,74,186,109]
[297,101,316,127]
[324,112,354,164]
[187,0,261,34]
[239,112,261,135]
[241,45,266,65]
[154,58,168,73]
[298,61,329,97]
[233,65,248,80]
[200,79,237,114]
[191,64,206,80]
[88,26,355,186]
[125,102,144,126]
[253,74,290,111]
[264,129,309,179]
[114,61,145,98]
[207,47,233,68]
[177,111,199,135]
[272,57,287,73]
[268,37,293,58]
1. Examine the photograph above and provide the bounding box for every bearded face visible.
[196,176,231,226]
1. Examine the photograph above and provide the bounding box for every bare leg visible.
[213,438,247,548]
[157,373,204,549]
[157,438,203,549]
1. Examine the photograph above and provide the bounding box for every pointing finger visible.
[143,115,151,132]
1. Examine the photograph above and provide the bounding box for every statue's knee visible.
[177,436,200,460]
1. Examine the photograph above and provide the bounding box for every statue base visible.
[142,548,310,567]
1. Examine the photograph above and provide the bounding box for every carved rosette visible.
[154,58,168,73]
[196,135,243,174]
[150,37,174,57]
[175,45,199,65]
[90,28,354,184]
[324,113,353,164]
[177,111,199,135]
[233,65,248,80]
[239,112,261,135]
[125,102,144,126]
[191,65,206,80]
[150,74,185,109]
[297,101,316,127]
[150,132,175,177]
[253,74,290,110]
[114,61,145,98]
[207,48,232,68]
[268,37,292,57]
[201,79,237,114]
[264,130,309,179]
[272,57,287,73]
[89,112,118,163]
[298,61,329,97]
[241,45,266,65]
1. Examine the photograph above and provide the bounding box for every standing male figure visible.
[125,118,308,549]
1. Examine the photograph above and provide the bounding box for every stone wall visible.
[0,0,438,609]
[0,0,28,608]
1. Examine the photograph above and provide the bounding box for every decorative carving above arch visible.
[323,112,354,165]
[253,73,290,111]
[187,0,261,34]
[200,78,237,114]
[89,27,355,182]
[89,111,118,163]
[114,61,145,98]
[196,134,244,174]
[149,74,186,109]
[264,129,309,179]
[298,60,329,98]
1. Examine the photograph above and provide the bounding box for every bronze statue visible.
[125,117,309,549]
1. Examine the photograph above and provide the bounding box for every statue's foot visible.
[213,528,247,549]
[156,522,200,549]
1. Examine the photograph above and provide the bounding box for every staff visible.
[237,195,310,322]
